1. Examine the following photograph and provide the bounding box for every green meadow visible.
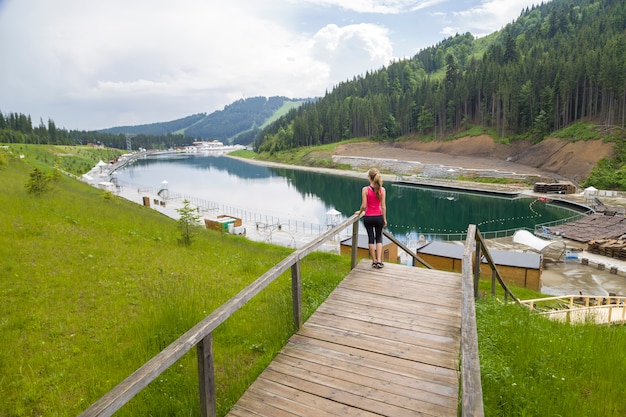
[0,145,350,416]
[2,144,625,416]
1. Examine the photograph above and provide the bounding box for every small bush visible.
[25,167,50,195]
[176,199,202,246]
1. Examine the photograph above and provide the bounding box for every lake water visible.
[113,153,580,240]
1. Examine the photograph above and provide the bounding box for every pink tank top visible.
[365,186,382,216]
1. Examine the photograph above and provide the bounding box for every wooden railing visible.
[79,219,497,417]
[473,227,520,303]
[382,229,433,269]
[520,294,626,324]
[459,225,522,417]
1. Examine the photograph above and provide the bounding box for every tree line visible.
[0,111,199,149]
[0,96,307,149]
[255,0,626,153]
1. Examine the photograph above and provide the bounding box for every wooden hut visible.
[416,241,543,291]
[205,215,243,232]
[340,234,399,264]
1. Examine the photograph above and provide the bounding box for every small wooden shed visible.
[416,241,543,291]
[340,234,399,264]
[205,215,243,232]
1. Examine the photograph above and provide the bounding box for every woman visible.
[357,168,387,268]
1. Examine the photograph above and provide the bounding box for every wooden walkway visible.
[226,260,463,417]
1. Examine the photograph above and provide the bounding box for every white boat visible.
[192,140,243,153]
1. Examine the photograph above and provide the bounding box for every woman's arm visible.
[357,186,367,215]
[381,187,387,226]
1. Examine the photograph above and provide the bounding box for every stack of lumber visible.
[533,181,576,194]
[550,213,626,242]
[587,239,626,260]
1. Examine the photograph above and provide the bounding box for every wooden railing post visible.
[473,238,481,299]
[291,261,302,330]
[350,218,359,269]
[197,334,216,417]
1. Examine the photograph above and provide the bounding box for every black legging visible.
[363,215,384,244]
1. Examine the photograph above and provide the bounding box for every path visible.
[227,260,463,417]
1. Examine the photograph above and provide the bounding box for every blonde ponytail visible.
[368,168,383,199]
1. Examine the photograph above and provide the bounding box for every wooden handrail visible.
[521,294,626,308]
[460,225,485,417]
[460,224,525,416]
[79,214,361,417]
[382,229,433,268]
[519,295,626,324]
[474,228,520,304]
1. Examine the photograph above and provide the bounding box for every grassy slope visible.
[0,147,350,416]
[258,100,304,129]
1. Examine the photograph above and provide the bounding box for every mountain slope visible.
[98,96,312,144]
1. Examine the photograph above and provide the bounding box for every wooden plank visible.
[337,275,462,306]
[337,278,461,303]
[345,268,461,292]
[287,334,458,385]
[298,322,458,370]
[259,367,439,417]
[329,288,461,323]
[266,358,457,415]
[316,297,460,335]
[269,354,456,413]
[233,381,364,417]
[305,313,459,352]
[246,379,382,417]
[276,342,458,402]
[225,261,462,417]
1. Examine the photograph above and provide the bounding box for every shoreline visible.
[227,154,626,209]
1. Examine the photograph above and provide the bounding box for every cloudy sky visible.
[0,0,545,131]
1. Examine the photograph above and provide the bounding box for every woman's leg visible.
[373,216,384,265]
[369,243,377,263]
[363,217,377,265]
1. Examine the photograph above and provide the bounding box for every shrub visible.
[25,167,50,195]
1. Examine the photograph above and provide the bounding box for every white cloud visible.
[0,0,547,130]
[296,0,445,14]
[453,0,540,36]
[310,23,393,81]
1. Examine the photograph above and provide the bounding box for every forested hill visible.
[255,0,626,153]
[99,96,311,144]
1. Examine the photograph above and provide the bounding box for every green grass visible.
[0,147,350,416]
[553,121,603,142]
[477,299,626,416]
[258,100,306,129]
[232,138,367,169]
[5,143,124,176]
[455,176,528,185]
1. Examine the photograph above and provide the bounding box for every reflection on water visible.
[115,154,581,238]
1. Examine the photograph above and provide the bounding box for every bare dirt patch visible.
[333,136,614,184]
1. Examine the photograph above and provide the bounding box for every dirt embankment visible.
[333,135,614,184]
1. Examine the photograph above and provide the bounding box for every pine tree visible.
[176,199,201,246]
